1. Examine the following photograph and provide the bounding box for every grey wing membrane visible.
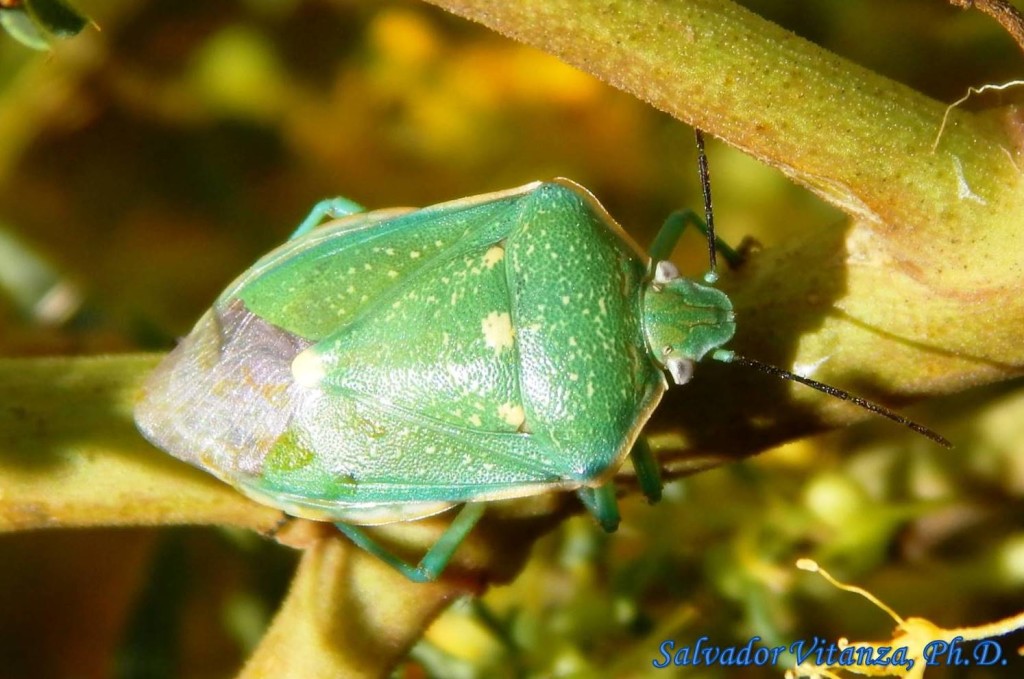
[135,301,314,479]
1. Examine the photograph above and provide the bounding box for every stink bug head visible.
[643,129,950,448]
[642,261,736,384]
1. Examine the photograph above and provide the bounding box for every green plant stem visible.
[0,354,283,532]
[239,536,470,679]
[424,0,1017,231]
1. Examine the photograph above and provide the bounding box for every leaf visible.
[24,0,86,38]
[0,8,50,50]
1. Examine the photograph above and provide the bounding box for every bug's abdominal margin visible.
[135,300,313,478]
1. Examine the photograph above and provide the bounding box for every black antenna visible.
[694,129,718,282]
[692,131,946,448]
[721,352,951,448]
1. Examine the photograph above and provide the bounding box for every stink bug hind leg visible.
[577,484,621,532]
[289,196,365,240]
[334,503,486,583]
[629,437,663,504]
[577,440,661,534]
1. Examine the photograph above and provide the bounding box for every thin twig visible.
[948,0,1024,56]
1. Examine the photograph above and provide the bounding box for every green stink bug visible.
[135,131,948,582]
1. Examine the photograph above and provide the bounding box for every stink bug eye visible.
[135,129,949,583]
[665,356,695,386]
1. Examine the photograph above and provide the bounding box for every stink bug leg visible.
[577,484,621,532]
[649,130,754,277]
[579,440,665,532]
[334,503,486,583]
[289,196,365,240]
[649,209,749,273]
[627,437,663,504]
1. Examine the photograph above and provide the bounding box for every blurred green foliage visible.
[0,1,1023,678]
[0,0,88,51]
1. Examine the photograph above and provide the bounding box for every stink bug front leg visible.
[649,129,757,279]
[649,209,753,272]
[333,503,486,583]
[289,196,365,240]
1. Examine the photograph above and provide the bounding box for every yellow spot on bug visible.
[482,311,514,355]
[387,270,399,278]
[498,403,525,428]
[410,250,421,258]
[482,246,505,269]
[561,295,570,305]
[569,373,579,381]
[291,350,325,388]
[386,248,396,255]
[468,414,482,427]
